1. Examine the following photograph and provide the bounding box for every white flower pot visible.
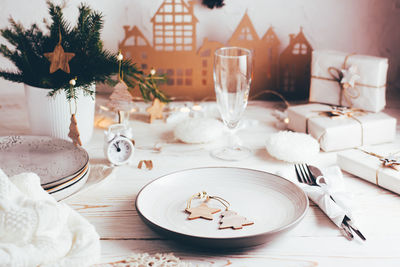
[24,84,95,144]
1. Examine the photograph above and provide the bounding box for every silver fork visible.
[294,164,365,241]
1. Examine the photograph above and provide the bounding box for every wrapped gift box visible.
[287,103,396,152]
[338,144,400,194]
[309,50,388,113]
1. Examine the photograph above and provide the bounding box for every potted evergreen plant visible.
[0,2,167,144]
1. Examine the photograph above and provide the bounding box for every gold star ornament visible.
[44,43,75,74]
[146,98,166,123]
[185,203,221,220]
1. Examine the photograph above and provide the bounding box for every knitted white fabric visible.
[265,131,320,163]
[174,118,224,144]
[0,169,100,267]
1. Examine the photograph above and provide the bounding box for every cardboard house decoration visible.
[278,28,313,100]
[119,0,312,100]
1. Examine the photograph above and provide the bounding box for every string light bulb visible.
[69,78,76,86]
[192,104,202,111]
[117,52,123,61]
[180,106,191,113]
[150,68,156,76]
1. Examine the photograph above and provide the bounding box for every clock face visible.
[107,138,134,165]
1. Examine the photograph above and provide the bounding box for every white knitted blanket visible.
[0,169,100,267]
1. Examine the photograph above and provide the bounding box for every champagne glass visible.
[212,47,253,161]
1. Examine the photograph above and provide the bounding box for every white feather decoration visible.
[265,131,320,163]
[174,118,224,144]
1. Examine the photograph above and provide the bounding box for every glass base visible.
[211,146,252,161]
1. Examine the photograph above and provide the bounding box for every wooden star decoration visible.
[219,210,254,230]
[341,65,360,89]
[44,43,75,74]
[185,202,221,220]
[146,98,165,123]
[380,157,400,171]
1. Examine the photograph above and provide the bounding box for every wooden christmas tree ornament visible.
[146,98,165,123]
[219,210,254,230]
[67,78,82,146]
[68,114,82,146]
[106,51,135,123]
[109,81,133,104]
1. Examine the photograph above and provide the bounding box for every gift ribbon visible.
[329,54,360,106]
[311,54,386,106]
[305,106,367,146]
[356,149,400,186]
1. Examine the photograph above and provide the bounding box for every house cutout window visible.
[292,43,308,55]
[152,0,196,51]
[239,27,253,41]
[283,65,295,92]
[200,49,211,57]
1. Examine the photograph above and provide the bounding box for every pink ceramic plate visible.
[0,136,88,187]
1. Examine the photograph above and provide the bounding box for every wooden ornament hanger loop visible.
[186,191,230,210]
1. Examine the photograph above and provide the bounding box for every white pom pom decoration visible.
[174,118,224,144]
[265,131,320,163]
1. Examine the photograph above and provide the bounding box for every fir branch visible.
[0,1,168,102]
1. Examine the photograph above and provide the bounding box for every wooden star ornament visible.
[44,43,75,74]
[146,98,165,123]
[185,203,221,220]
[341,65,360,89]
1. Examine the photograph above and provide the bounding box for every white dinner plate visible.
[136,167,308,248]
[49,166,90,201]
[46,163,89,193]
[0,136,89,187]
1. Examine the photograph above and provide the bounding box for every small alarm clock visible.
[104,124,135,165]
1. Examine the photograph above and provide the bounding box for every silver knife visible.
[308,165,366,241]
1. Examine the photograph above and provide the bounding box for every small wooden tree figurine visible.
[107,52,134,123]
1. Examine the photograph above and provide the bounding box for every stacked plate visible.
[0,136,89,201]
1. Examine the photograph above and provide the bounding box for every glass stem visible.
[228,127,241,149]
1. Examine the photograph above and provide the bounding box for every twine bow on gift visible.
[305,105,368,146]
[357,149,400,186]
[317,106,366,119]
[327,54,361,106]
[312,54,387,107]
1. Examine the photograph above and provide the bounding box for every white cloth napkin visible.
[299,166,354,228]
[0,169,100,267]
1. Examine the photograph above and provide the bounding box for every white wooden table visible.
[2,91,400,267]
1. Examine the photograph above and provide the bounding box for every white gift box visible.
[309,50,389,113]
[287,103,397,152]
[338,144,400,194]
